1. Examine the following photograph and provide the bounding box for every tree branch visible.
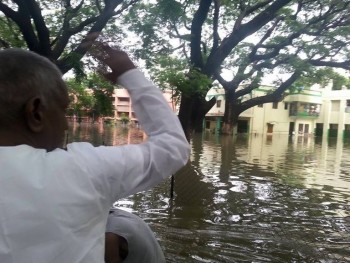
[239,71,301,113]
[309,60,350,70]
[52,16,99,60]
[71,17,101,35]
[205,0,293,76]
[235,71,263,98]
[113,0,139,15]
[57,0,125,73]
[0,2,19,21]
[95,0,103,12]
[53,0,125,60]
[246,0,273,15]
[249,0,346,63]
[72,0,85,12]
[25,0,51,56]
[232,8,246,31]
[290,0,303,20]
[50,5,73,52]
[14,0,41,52]
[62,0,71,8]
[249,17,283,61]
[212,0,220,50]
[190,0,213,69]
[214,71,230,88]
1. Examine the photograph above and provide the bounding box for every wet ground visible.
[68,123,350,262]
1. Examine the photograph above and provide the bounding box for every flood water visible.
[68,123,350,262]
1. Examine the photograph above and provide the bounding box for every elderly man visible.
[0,46,189,263]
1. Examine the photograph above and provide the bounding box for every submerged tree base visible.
[221,123,238,135]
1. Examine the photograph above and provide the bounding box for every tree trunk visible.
[222,88,240,135]
[221,122,238,135]
[178,96,194,139]
[178,93,216,138]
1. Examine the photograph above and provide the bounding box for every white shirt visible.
[0,69,189,263]
[106,208,166,263]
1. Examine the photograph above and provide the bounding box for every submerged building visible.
[111,81,350,138]
[205,83,350,138]
[113,89,176,124]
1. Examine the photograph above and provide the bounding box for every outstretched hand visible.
[92,43,136,84]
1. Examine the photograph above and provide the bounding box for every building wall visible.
[206,89,225,116]
[250,101,291,135]
[114,83,350,137]
[205,89,225,133]
[113,88,176,122]
[207,85,350,137]
[317,86,350,137]
[114,89,133,120]
[241,87,296,135]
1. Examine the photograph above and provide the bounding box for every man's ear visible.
[25,97,45,133]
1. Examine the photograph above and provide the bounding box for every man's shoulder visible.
[0,144,45,157]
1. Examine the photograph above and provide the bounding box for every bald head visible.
[0,49,69,150]
[0,49,67,128]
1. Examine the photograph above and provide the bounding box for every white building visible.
[113,89,177,123]
[205,83,350,138]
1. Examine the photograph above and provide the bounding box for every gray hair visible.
[0,48,67,127]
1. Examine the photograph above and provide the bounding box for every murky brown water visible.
[68,123,350,262]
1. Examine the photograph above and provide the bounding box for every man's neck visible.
[0,129,33,147]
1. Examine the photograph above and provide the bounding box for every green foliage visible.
[88,74,115,117]
[66,79,96,117]
[0,16,25,48]
[66,52,86,81]
[157,0,184,22]
[120,113,130,124]
[66,73,115,118]
[0,0,135,74]
[4,0,349,132]
[181,69,213,96]
[152,56,212,98]
[289,68,350,93]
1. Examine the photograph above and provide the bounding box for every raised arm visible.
[83,44,190,201]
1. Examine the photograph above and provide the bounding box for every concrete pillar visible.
[294,120,299,135]
[215,117,222,134]
[322,100,331,138]
[320,136,328,171]
[338,99,346,138]
[335,137,343,176]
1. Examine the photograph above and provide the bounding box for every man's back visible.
[0,145,109,262]
[0,48,190,263]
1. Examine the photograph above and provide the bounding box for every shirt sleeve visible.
[67,69,190,202]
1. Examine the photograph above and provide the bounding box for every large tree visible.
[126,0,350,136]
[0,0,138,74]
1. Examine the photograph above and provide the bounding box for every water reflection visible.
[68,124,350,262]
[68,122,145,146]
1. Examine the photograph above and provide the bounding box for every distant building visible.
[112,82,350,138]
[113,89,177,124]
[205,82,350,138]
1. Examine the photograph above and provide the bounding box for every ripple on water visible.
[69,127,350,262]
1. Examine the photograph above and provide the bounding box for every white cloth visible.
[0,69,189,263]
[106,208,165,263]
